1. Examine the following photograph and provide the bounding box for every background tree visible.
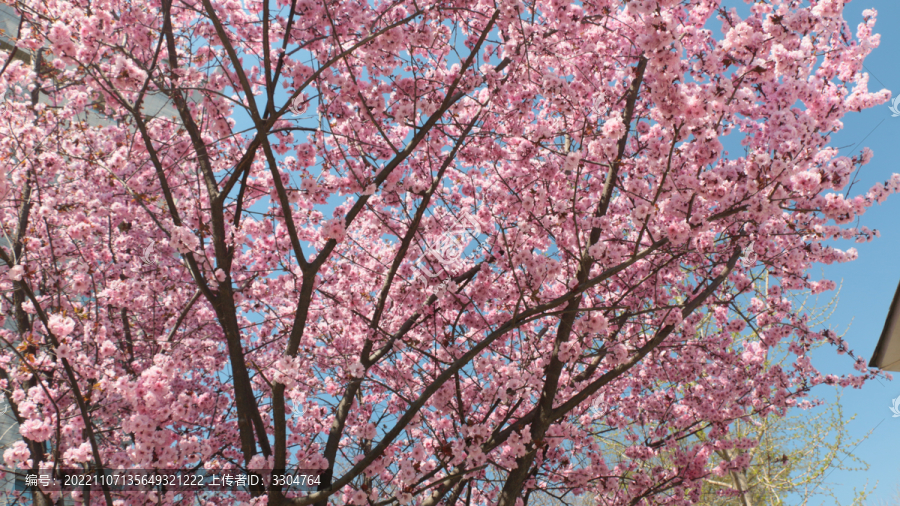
[529,285,876,506]
[648,287,874,506]
[0,0,894,504]
[532,401,872,506]
[869,486,900,506]
[695,398,871,506]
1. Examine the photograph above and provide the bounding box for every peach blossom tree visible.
[0,0,893,504]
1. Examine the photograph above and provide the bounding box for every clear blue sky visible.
[799,0,900,503]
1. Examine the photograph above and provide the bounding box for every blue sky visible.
[797,0,900,503]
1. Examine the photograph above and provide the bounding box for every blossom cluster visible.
[0,0,891,504]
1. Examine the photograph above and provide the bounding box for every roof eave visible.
[870,278,900,372]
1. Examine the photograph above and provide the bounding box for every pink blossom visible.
[20,419,53,442]
[248,454,268,470]
[602,115,627,138]
[56,343,73,362]
[665,220,691,246]
[62,442,93,463]
[48,315,76,338]
[349,490,368,505]
[322,218,346,242]
[99,340,117,357]
[3,441,31,469]
[170,226,200,253]
[607,344,628,366]
[348,362,365,378]
[7,265,24,281]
